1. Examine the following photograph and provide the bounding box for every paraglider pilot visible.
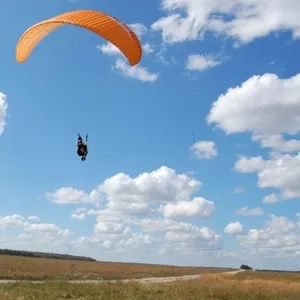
[77,134,88,161]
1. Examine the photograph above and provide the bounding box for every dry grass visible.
[0,255,233,280]
[1,272,300,299]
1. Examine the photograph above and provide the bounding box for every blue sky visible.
[1,0,300,270]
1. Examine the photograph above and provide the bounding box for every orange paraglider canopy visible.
[16,9,142,66]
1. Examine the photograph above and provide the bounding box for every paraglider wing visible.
[16,10,142,66]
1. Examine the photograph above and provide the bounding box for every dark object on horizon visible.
[240,264,253,270]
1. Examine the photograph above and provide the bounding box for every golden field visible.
[0,255,233,280]
[0,254,299,299]
[1,271,300,300]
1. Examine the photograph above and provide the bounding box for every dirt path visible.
[0,270,244,285]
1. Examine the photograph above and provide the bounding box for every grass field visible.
[0,255,233,280]
[1,271,300,299]
[1,254,299,299]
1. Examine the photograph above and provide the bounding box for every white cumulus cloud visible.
[161,197,215,218]
[252,134,300,153]
[224,222,243,235]
[0,214,73,252]
[238,215,300,259]
[190,141,218,159]
[207,73,300,136]
[0,215,25,230]
[142,43,154,54]
[129,23,148,37]
[46,187,98,204]
[234,153,300,200]
[93,166,201,215]
[234,156,266,173]
[28,216,40,222]
[263,193,279,204]
[152,0,300,45]
[139,218,223,251]
[113,59,159,82]
[24,223,72,239]
[41,166,225,259]
[186,54,222,71]
[236,206,264,216]
[97,43,121,56]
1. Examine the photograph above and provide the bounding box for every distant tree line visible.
[0,248,96,262]
[256,269,300,273]
[239,265,300,272]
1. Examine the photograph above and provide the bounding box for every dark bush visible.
[240,264,252,270]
